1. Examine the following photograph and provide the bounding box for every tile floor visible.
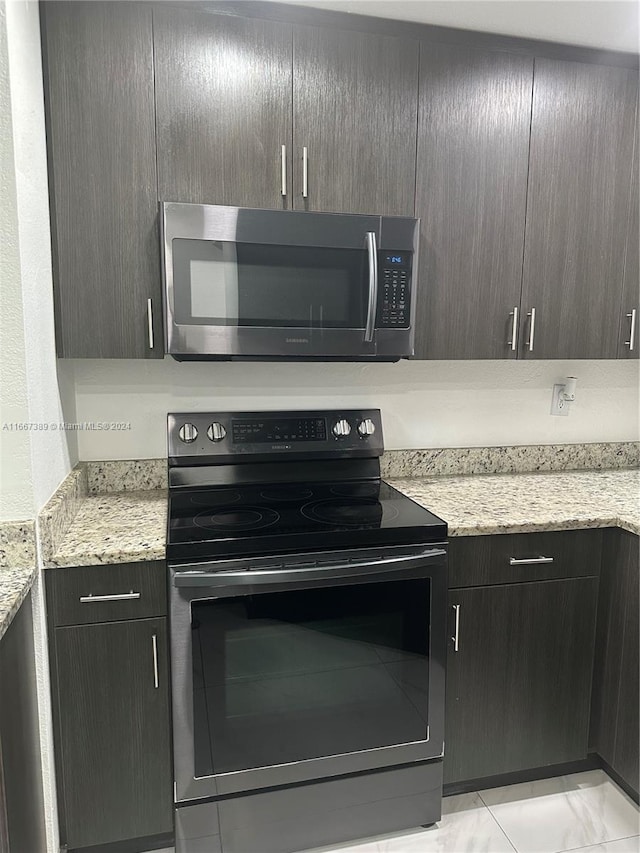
[157,769,640,853]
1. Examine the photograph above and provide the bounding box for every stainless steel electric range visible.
[166,409,447,853]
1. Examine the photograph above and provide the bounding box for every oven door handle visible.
[172,547,446,589]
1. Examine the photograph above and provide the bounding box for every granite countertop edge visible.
[0,565,38,642]
[42,468,639,570]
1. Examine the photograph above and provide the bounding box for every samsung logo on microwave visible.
[285,337,309,344]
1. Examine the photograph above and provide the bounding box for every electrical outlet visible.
[551,384,570,416]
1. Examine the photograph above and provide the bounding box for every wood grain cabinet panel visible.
[41,1,162,358]
[414,45,533,359]
[292,25,419,215]
[54,617,173,849]
[591,530,639,798]
[154,7,293,209]
[618,138,639,358]
[520,60,638,359]
[445,576,598,785]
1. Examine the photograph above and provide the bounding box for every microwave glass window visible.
[190,252,239,321]
[173,239,368,329]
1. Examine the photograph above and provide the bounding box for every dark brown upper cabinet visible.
[414,45,533,359]
[41,1,162,358]
[154,7,293,210]
[618,136,639,358]
[519,59,638,359]
[292,26,419,216]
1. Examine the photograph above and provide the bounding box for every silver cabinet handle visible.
[152,633,159,689]
[147,298,154,349]
[527,307,536,352]
[79,590,141,603]
[509,556,554,565]
[281,144,287,197]
[364,231,378,343]
[451,603,460,652]
[625,309,637,351]
[302,146,308,199]
[508,306,518,351]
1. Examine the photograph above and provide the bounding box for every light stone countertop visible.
[0,565,37,641]
[387,469,640,537]
[0,520,38,640]
[43,469,639,569]
[46,490,167,568]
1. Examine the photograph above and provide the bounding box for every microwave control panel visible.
[378,252,411,328]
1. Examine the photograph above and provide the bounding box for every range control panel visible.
[379,251,411,329]
[168,409,384,462]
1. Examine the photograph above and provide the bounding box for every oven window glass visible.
[191,578,430,777]
[173,239,368,328]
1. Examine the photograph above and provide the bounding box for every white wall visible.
[272,0,640,52]
[0,3,77,850]
[70,357,639,459]
[0,0,34,519]
[5,0,77,511]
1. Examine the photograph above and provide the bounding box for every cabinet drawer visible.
[448,530,602,588]
[47,562,167,626]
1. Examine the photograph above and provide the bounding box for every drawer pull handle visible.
[451,603,461,652]
[152,633,159,689]
[509,556,554,565]
[79,591,141,603]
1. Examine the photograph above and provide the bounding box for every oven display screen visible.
[233,418,326,444]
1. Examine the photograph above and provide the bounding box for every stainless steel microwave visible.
[161,202,420,361]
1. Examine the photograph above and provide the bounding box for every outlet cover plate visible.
[551,384,570,416]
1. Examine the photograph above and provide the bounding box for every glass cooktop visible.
[168,479,447,561]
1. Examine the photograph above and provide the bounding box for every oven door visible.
[170,545,446,803]
[162,203,417,360]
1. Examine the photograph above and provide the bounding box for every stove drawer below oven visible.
[176,760,442,853]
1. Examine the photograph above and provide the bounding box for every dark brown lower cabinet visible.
[590,530,639,797]
[0,594,47,853]
[54,617,173,849]
[445,575,599,785]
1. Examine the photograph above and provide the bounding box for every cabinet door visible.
[591,530,639,796]
[445,577,598,785]
[154,7,292,209]
[614,534,639,793]
[520,59,638,359]
[618,137,639,358]
[55,618,172,848]
[42,1,162,358]
[292,25,418,215]
[414,45,532,359]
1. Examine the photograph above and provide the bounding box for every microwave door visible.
[169,237,376,358]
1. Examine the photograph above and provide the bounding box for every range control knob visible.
[178,423,198,443]
[207,422,227,442]
[358,418,376,437]
[332,419,351,438]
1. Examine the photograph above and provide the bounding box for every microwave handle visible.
[364,231,378,343]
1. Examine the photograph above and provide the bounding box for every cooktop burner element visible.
[301,497,390,527]
[194,507,280,532]
[167,408,447,561]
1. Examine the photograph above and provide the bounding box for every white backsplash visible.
[68,357,639,460]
